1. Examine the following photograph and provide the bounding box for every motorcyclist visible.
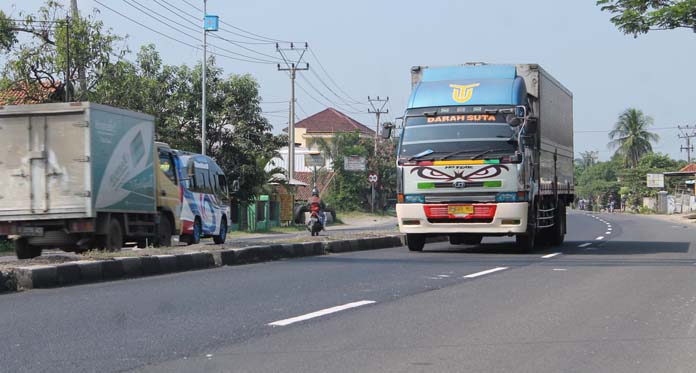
[308,187,326,230]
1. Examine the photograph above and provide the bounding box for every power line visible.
[139,0,282,61]
[179,0,291,43]
[121,0,280,63]
[95,0,276,64]
[574,126,679,134]
[308,47,365,105]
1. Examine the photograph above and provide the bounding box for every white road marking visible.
[463,267,508,279]
[605,231,611,235]
[596,236,604,240]
[437,275,451,278]
[268,300,376,326]
[541,252,562,259]
[578,243,592,248]
[607,227,612,231]
[553,268,567,271]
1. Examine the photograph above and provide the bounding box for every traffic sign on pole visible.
[368,172,379,184]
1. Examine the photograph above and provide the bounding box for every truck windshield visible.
[399,114,516,160]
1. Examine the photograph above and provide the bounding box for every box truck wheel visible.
[407,234,425,252]
[15,237,42,259]
[156,215,173,248]
[105,219,123,252]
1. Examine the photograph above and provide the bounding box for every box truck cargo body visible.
[0,102,177,258]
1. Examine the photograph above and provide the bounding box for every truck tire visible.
[515,229,536,252]
[406,234,425,252]
[15,237,42,259]
[548,204,566,246]
[105,219,123,252]
[156,215,173,247]
[213,218,227,244]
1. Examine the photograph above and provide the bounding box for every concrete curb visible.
[0,234,415,292]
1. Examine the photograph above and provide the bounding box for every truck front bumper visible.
[396,202,529,235]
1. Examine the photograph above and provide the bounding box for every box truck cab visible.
[385,64,573,251]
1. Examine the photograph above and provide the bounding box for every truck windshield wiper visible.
[407,149,435,161]
[470,148,509,160]
[438,149,489,161]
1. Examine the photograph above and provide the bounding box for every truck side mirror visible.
[381,122,394,139]
[232,179,240,193]
[525,117,538,135]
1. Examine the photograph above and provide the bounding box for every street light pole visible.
[201,0,207,155]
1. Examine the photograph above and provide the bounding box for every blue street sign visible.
[204,15,219,31]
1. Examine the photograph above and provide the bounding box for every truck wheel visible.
[406,234,425,252]
[157,216,173,247]
[105,219,123,252]
[549,204,566,246]
[213,218,227,244]
[15,237,42,259]
[515,229,536,252]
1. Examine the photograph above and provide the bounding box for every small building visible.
[271,107,374,172]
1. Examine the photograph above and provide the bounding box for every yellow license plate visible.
[448,205,474,215]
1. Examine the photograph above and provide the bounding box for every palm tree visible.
[608,108,659,168]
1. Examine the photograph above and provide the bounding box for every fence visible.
[228,195,281,232]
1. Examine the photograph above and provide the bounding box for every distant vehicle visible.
[382,63,574,251]
[0,103,182,258]
[175,151,231,245]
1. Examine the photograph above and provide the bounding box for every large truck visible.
[0,102,183,258]
[383,63,573,251]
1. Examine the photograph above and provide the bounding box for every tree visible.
[0,1,125,102]
[575,151,598,170]
[608,108,659,168]
[597,0,696,37]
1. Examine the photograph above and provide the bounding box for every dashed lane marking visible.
[596,236,605,240]
[578,243,592,248]
[463,267,509,279]
[268,300,376,326]
[541,252,562,259]
[553,268,567,271]
[605,231,611,235]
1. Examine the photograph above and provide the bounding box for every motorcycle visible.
[307,211,323,236]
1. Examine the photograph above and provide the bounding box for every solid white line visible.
[463,267,508,278]
[596,236,604,240]
[541,252,562,259]
[268,300,376,326]
[578,243,592,248]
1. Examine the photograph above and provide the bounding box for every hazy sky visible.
[5,0,696,162]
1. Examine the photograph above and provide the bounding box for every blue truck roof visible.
[408,65,527,109]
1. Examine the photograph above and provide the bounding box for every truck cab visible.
[390,64,573,252]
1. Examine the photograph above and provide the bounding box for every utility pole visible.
[368,96,388,213]
[70,0,85,100]
[201,0,207,155]
[276,42,309,183]
[678,125,696,163]
[368,96,389,154]
[65,16,70,102]
[200,1,219,155]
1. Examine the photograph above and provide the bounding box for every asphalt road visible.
[1,211,696,372]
